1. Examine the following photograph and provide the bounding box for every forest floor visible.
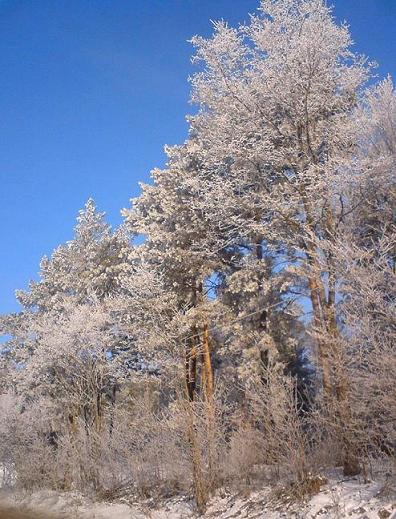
[0,469,395,518]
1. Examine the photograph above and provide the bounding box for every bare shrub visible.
[308,235,396,477]
[251,369,312,482]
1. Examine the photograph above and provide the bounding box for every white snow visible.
[0,471,395,518]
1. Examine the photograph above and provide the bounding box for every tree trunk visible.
[184,392,208,514]
[308,275,332,396]
[202,324,214,400]
[202,323,216,490]
[185,339,198,402]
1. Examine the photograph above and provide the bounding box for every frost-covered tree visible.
[123,139,308,407]
[16,198,131,312]
[351,78,396,255]
[185,0,373,410]
[123,142,232,401]
[319,78,396,474]
[1,199,132,377]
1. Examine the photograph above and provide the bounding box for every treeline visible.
[0,0,395,513]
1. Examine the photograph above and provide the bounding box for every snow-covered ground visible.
[0,470,395,518]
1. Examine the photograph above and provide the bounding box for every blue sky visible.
[0,0,395,314]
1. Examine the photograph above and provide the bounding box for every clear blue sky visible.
[0,0,395,314]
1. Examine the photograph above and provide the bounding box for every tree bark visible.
[202,324,214,400]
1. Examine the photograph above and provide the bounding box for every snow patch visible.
[0,472,395,518]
